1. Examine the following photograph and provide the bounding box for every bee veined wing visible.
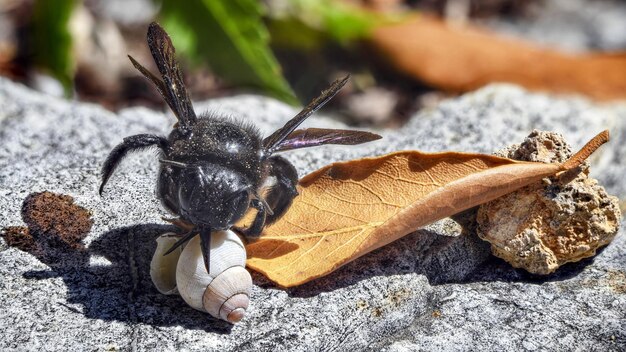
[272,128,381,152]
[263,75,350,154]
[131,22,197,130]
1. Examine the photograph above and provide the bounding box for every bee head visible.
[174,163,252,230]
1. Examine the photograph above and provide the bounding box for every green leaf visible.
[267,0,394,47]
[268,17,326,52]
[32,0,77,95]
[159,0,298,105]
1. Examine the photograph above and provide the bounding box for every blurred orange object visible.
[369,16,626,100]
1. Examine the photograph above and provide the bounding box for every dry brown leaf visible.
[245,131,609,287]
[368,16,626,101]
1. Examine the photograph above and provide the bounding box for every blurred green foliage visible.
[159,0,299,105]
[29,0,394,104]
[33,0,77,95]
[268,0,388,47]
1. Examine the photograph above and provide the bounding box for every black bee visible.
[99,23,381,273]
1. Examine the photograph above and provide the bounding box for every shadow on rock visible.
[269,210,594,297]
[21,223,234,333]
[277,226,492,298]
[11,209,596,319]
[462,248,602,285]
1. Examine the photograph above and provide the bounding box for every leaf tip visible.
[562,130,609,170]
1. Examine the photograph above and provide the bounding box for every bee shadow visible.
[21,223,234,334]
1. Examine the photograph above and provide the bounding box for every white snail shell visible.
[150,230,252,324]
[150,234,182,295]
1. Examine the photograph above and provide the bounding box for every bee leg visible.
[241,199,267,237]
[264,156,299,224]
[163,228,197,255]
[100,134,169,195]
[199,227,212,273]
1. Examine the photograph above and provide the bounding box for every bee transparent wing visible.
[143,22,197,129]
[272,128,381,152]
[263,75,350,154]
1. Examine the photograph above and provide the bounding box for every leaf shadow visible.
[245,239,299,259]
[259,210,594,298]
[20,223,234,333]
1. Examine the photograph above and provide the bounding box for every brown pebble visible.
[20,191,93,250]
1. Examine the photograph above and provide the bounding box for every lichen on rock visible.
[21,191,93,251]
[476,130,621,275]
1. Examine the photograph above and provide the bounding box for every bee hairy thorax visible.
[167,118,264,178]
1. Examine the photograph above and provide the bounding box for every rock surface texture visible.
[0,79,624,351]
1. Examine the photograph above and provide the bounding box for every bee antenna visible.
[159,159,188,168]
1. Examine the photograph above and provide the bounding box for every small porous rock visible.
[476,130,621,275]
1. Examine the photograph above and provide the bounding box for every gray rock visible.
[0,78,624,351]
